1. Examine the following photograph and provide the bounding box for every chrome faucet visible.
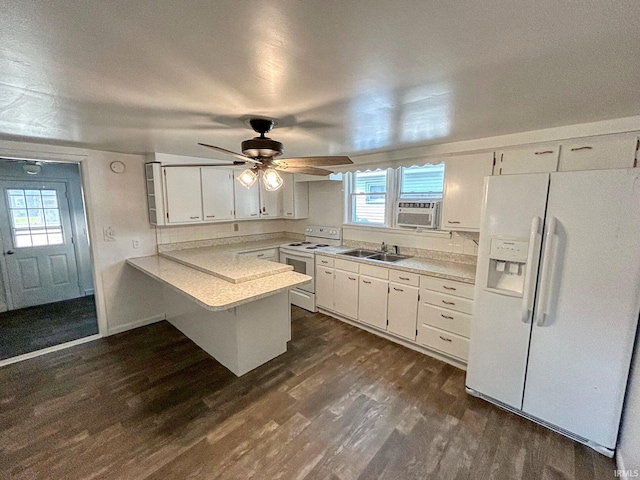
[392,245,400,255]
[380,241,388,253]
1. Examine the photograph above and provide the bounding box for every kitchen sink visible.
[340,249,378,258]
[367,253,409,263]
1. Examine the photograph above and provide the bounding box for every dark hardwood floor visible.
[0,295,98,360]
[0,306,616,479]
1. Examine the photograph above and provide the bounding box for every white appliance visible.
[279,225,342,312]
[466,169,640,457]
[396,200,439,229]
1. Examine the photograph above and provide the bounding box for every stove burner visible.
[301,241,312,244]
[306,246,319,250]
[316,244,330,247]
[288,243,302,246]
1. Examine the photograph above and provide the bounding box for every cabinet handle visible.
[189,216,200,219]
[443,285,456,290]
[362,280,372,284]
[321,260,329,264]
[570,146,593,152]
[206,215,215,218]
[348,276,356,281]
[286,213,293,216]
[441,314,454,320]
[534,150,554,155]
[250,214,258,217]
[447,221,461,224]
[257,254,265,257]
[325,271,332,274]
[439,336,453,342]
[442,300,455,305]
[393,287,404,292]
[399,276,410,281]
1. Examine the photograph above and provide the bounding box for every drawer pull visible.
[362,280,372,284]
[442,285,456,290]
[439,336,453,342]
[189,216,200,219]
[442,300,456,305]
[534,150,554,155]
[321,260,329,264]
[393,287,404,292]
[348,276,356,281]
[325,271,332,274]
[399,276,410,281]
[570,146,593,152]
[257,254,265,257]
[206,215,215,218]
[250,214,258,217]
[441,314,454,320]
[447,221,461,224]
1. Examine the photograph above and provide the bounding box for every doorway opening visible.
[0,159,98,360]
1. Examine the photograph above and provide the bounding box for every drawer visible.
[389,270,420,287]
[420,276,474,299]
[418,302,471,338]
[334,258,359,273]
[418,324,469,361]
[316,256,334,268]
[239,248,277,259]
[359,264,389,280]
[421,290,473,315]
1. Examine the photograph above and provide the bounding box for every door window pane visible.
[6,189,64,247]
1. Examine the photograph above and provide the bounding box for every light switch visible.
[132,239,140,249]
[103,226,116,242]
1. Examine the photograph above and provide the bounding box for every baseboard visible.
[317,307,467,371]
[0,334,102,368]
[616,449,626,474]
[84,288,95,296]
[107,314,166,336]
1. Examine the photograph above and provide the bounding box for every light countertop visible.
[127,255,311,311]
[315,247,477,284]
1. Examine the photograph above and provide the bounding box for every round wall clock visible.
[110,161,125,174]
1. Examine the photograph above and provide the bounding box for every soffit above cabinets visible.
[1,1,640,162]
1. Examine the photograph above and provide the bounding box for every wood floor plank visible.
[0,306,616,480]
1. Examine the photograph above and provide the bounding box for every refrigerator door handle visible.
[535,216,558,327]
[521,216,542,323]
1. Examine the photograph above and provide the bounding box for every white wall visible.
[307,181,344,227]
[619,338,640,471]
[0,140,164,336]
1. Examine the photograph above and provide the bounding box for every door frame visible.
[0,148,107,345]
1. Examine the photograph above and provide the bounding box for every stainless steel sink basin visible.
[367,253,409,263]
[340,249,378,258]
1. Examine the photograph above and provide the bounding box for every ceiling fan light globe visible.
[262,168,284,191]
[237,169,258,189]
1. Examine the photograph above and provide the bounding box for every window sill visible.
[342,224,452,238]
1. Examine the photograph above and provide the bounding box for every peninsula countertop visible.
[127,254,311,311]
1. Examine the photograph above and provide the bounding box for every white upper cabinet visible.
[163,167,203,223]
[281,176,309,219]
[201,168,235,222]
[259,182,282,218]
[233,171,261,219]
[441,152,494,231]
[558,133,638,171]
[496,144,560,175]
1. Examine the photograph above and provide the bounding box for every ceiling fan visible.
[198,118,353,191]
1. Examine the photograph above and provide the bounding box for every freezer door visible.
[466,173,550,409]
[523,169,640,449]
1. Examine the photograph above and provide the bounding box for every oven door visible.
[279,250,314,293]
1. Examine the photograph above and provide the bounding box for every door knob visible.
[6,250,14,255]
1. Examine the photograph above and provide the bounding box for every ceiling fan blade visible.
[198,143,259,163]
[276,166,333,176]
[275,156,353,167]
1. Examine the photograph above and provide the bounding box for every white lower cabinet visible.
[387,282,419,340]
[316,266,334,310]
[333,270,359,319]
[358,276,388,330]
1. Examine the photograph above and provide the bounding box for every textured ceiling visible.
[1,1,640,162]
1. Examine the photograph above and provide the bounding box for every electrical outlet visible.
[233,223,239,232]
[132,239,140,249]
[103,226,116,242]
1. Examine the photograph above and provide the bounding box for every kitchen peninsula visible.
[127,242,311,376]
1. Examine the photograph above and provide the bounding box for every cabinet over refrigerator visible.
[466,168,640,457]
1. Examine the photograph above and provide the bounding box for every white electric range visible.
[279,225,342,312]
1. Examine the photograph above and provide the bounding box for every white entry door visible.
[0,181,81,309]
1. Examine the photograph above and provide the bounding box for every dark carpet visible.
[0,295,98,360]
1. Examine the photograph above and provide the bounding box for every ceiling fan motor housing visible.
[241,137,283,158]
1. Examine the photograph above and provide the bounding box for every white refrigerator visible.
[466,168,640,456]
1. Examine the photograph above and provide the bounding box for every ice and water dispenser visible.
[485,238,529,296]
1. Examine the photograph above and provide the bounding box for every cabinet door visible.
[164,167,203,223]
[358,276,388,330]
[387,283,419,340]
[259,182,282,218]
[558,133,638,171]
[282,179,309,219]
[233,172,260,219]
[334,270,359,319]
[201,168,235,222]
[496,145,559,175]
[441,152,494,231]
[316,266,335,310]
